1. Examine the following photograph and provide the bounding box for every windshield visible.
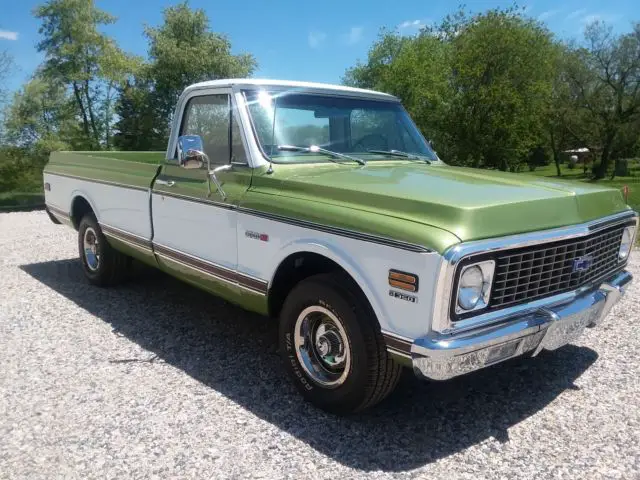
[243,90,439,164]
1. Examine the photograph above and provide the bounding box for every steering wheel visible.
[352,134,389,152]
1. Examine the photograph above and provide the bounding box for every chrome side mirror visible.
[177,135,208,169]
[177,134,229,200]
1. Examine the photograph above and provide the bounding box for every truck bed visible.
[44,152,164,241]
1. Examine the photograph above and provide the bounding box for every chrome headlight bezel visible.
[618,225,636,262]
[454,260,496,315]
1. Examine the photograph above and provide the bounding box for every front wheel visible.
[78,214,129,287]
[279,273,401,414]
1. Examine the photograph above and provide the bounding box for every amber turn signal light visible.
[389,270,419,292]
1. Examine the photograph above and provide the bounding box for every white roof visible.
[184,78,398,101]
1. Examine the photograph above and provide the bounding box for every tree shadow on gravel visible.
[21,259,599,472]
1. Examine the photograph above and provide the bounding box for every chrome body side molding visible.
[153,242,268,295]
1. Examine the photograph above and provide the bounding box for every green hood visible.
[247,161,630,252]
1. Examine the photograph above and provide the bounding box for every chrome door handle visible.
[156,179,175,187]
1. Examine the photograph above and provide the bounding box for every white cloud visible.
[580,13,622,24]
[567,8,587,20]
[0,30,18,41]
[344,26,364,45]
[308,30,327,49]
[398,19,426,31]
[538,9,560,21]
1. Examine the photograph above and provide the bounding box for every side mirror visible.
[177,135,208,169]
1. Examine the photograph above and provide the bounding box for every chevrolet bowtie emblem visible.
[573,255,593,273]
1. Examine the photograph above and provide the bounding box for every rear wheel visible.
[78,214,129,286]
[279,273,402,414]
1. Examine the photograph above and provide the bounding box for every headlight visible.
[619,225,636,261]
[456,260,495,314]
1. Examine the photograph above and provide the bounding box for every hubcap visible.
[83,227,100,271]
[294,306,351,388]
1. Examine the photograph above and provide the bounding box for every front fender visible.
[268,237,392,333]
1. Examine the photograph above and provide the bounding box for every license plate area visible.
[485,339,521,365]
[538,301,604,352]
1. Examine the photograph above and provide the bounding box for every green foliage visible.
[447,10,557,170]
[113,2,257,151]
[34,0,140,149]
[344,30,452,156]
[564,22,640,178]
[0,146,46,195]
[145,2,256,118]
[345,8,559,171]
[3,76,77,149]
[113,79,167,151]
[1,0,257,204]
[345,10,640,177]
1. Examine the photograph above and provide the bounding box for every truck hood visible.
[254,162,629,243]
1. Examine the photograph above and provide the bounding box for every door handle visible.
[156,179,175,187]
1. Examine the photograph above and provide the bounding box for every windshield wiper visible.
[277,145,366,165]
[367,149,431,164]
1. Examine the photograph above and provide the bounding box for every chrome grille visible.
[490,224,625,308]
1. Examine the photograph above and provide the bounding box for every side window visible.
[180,94,230,165]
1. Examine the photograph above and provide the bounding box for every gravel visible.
[1,210,639,480]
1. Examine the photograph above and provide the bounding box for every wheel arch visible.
[69,192,99,230]
[267,242,389,332]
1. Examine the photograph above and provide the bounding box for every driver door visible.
[151,90,252,297]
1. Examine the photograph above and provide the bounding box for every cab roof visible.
[183,78,399,102]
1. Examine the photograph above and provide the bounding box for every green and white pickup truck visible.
[44,79,637,413]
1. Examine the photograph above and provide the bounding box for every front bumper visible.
[412,270,632,380]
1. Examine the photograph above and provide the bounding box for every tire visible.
[279,273,402,414]
[78,214,129,287]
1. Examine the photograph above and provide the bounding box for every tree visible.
[114,2,257,150]
[344,9,558,171]
[34,0,138,149]
[545,45,581,176]
[3,74,78,154]
[145,2,256,118]
[343,30,410,89]
[565,22,640,179]
[345,30,453,157]
[113,78,166,151]
[446,9,557,170]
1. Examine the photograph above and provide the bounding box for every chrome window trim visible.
[167,87,258,168]
[431,210,639,334]
[237,87,406,167]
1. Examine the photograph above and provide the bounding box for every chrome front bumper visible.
[412,270,632,381]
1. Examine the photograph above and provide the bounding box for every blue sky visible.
[1,0,639,94]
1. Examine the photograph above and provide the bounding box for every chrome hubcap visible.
[83,227,100,271]
[294,306,351,388]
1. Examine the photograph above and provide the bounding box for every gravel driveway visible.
[1,210,639,479]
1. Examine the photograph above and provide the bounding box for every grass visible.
[0,191,45,210]
[527,160,640,213]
